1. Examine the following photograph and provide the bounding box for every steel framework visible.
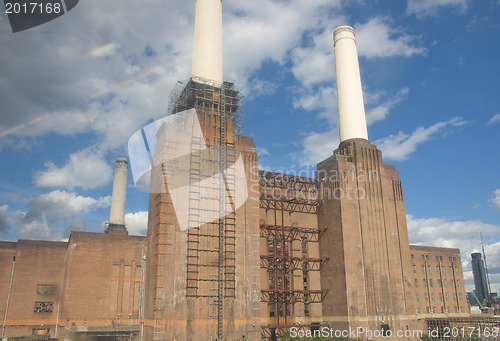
[258,171,327,340]
[259,171,321,214]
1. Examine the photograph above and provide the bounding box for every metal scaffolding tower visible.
[258,171,328,340]
[167,78,243,340]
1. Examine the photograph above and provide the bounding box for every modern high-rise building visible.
[471,252,490,305]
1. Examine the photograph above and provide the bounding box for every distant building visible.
[467,292,481,306]
[410,246,468,316]
[471,252,490,305]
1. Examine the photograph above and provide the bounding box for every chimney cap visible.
[116,157,128,164]
[333,25,355,46]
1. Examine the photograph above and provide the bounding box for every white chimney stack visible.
[108,158,128,232]
[192,0,223,86]
[334,26,369,143]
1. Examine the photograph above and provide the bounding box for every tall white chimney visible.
[334,26,369,143]
[192,0,223,86]
[108,158,128,233]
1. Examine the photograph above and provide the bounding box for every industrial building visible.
[0,0,483,340]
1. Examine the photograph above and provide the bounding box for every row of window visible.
[414,278,461,288]
[416,292,462,302]
[412,254,457,262]
[413,265,460,275]
[417,306,464,314]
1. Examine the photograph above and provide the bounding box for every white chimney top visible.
[334,26,369,143]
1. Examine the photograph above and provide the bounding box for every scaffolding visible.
[164,77,243,340]
[259,171,321,214]
[258,171,327,340]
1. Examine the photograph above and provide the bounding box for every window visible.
[459,293,462,300]
[447,307,450,313]
[444,279,447,287]
[301,237,308,257]
[451,280,455,288]
[449,266,453,275]
[453,257,456,261]
[457,280,460,288]
[440,256,443,260]
[439,293,443,301]
[428,265,432,273]
[453,294,457,301]
[415,279,419,287]
[413,265,417,273]
[34,302,53,313]
[422,255,425,260]
[36,284,57,295]
[436,266,440,273]
[438,279,442,287]
[417,307,421,314]
[426,307,431,313]
[411,254,415,259]
[421,265,426,273]
[460,307,464,313]
[446,293,449,300]
[426,255,429,260]
[432,307,436,313]
[455,306,459,313]
[429,279,433,287]
[441,307,445,313]
[423,279,428,287]
[436,256,439,261]
[416,293,420,302]
[442,266,445,273]
[431,293,435,301]
[32,329,50,336]
[455,266,459,273]
[425,293,429,301]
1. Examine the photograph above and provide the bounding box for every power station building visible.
[0,0,479,340]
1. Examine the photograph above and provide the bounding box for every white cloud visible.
[407,214,500,292]
[0,205,10,233]
[9,191,110,240]
[125,211,148,236]
[407,0,468,17]
[35,149,113,190]
[355,18,426,58]
[290,27,338,88]
[17,219,59,241]
[88,43,121,58]
[223,0,342,90]
[293,86,337,121]
[487,113,500,125]
[374,117,468,161]
[490,189,500,210]
[257,147,270,157]
[366,88,409,125]
[24,190,110,225]
[299,128,340,166]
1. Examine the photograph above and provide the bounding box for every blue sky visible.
[0,0,499,293]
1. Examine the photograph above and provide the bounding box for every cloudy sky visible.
[1,0,499,294]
